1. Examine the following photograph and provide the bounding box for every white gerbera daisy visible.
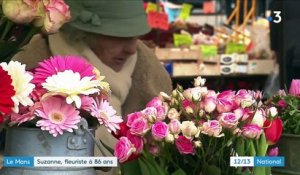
[42,70,101,108]
[0,61,35,113]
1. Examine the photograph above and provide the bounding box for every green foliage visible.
[270,94,300,134]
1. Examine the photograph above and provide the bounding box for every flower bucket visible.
[1,125,96,175]
[272,134,300,175]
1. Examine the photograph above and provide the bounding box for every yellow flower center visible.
[50,112,65,124]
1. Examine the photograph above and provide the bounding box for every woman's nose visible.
[123,39,137,55]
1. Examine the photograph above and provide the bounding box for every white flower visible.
[194,76,206,87]
[0,61,35,113]
[268,107,278,117]
[180,121,198,139]
[251,109,266,127]
[42,70,101,108]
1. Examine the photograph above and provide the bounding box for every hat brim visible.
[69,15,151,38]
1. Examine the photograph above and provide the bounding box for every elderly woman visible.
[13,0,172,174]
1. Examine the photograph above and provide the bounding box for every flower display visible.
[1,56,122,137]
[114,77,282,175]
[267,79,300,135]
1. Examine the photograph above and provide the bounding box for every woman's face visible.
[86,34,138,72]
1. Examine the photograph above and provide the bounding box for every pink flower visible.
[235,89,254,108]
[289,79,300,96]
[175,135,195,155]
[202,120,223,137]
[253,90,263,100]
[126,112,142,127]
[114,137,136,163]
[2,0,42,23]
[155,105,167,121]
[130,117,150,136]
[277,100,287,108]
[217,90,236,113]
[10,102,41,125]
[126,133,144,153]
[149,144,160,156]
[80,96,94,112]
[89,98,123,134]
[40,0,71,33]
[203,96,217,113]
[151,121,169,140]
[268,147,279,156]
[141,107,157,122]
[35,96,81,137]
[33,55,95,87]
[30,87,47,101]
[219,113,239,129]
[242,124,262,139]
[169,119,181,135]
[146,97,163,108]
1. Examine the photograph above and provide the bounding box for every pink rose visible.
[130,117,150,136]
[38,0,71,33]
[202,120,223,137]
[2,0,42,23]
[253,90,263,100]
[155,104,167,121]
[203,96,217,113]
[175,135,195,155]
[146,97,163,108]
[141,107,157,122]
[151,121,168,140]
[289,79,300,96]
[126,133,144,153]
[217,90,236,113]
[114,137,136,163]
[235,89,254,108]
[219,112,239,129]
[277,100,287,108]
[126,112,142,127]
[169,119,181,135]
[242,124,262,139]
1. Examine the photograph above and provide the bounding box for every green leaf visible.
[137,158,152,175]
[203,164,221,175]
[172,168,187,175]
[257,133,268,156]
[122,159,142,175]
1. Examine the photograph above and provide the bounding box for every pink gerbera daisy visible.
[35,96,81,137]
[89,98,123,134]
[33,55,95,87]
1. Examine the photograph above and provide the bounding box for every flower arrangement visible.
[113,77,282,175]
[0,56,122,137]
[267,79,300,135]
[0,0,71,63]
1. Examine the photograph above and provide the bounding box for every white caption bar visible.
[230,156,254,167]
[34,157,117,167]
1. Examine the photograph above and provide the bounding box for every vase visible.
[272,133,300,175]
[0,124,96,175]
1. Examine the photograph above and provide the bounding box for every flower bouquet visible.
[0,0,71,63]
[267,79,300,135]
[0,55,123,136]
[114,77,282,175]
[265,79,299,174]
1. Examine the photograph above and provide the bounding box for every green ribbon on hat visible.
[78,10,101,26]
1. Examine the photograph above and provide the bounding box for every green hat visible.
[65,0,151,37]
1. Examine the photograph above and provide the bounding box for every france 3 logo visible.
[267,11,282,23]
